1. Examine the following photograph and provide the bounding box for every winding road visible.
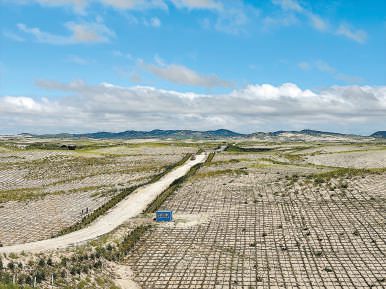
[0,153,208,254]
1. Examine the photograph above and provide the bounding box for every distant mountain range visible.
[21,129,386,139]
[74,129,244,139]
[267,129,350,137]
[371,131,386,138]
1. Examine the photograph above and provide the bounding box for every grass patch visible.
[0,185,107,204]
[258,157,290,166]
[249,162,270,169]
[283,153,304,162]
[225,145,272,153]
[196,168,248,179]
[211,158,252,166]
[0,188,43,203]
[0,282,33,289]
[97,225,152,262]
[204,152,215,165]
[306,167,386,183]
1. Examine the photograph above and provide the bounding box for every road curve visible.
[0,153,208,254]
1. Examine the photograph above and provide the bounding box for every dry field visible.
[125,143,386,289]
[0,138,197,246]
[0,139,385,289]
[306,150,386,169]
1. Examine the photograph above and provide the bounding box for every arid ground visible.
[0,137,385,288]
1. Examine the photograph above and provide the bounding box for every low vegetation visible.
[56,153,193,236]
[1,138,385,288]
[225,145,272,153]
[145,162,204,213]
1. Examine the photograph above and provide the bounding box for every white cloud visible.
[112,50,133,60]
[272,0,303,12]
[170,0,222,10]
[298,60,363,84]
[10,0,223,11]
[337,24,367,43]
[7,0,252,35]
[100,0,167,10]
[0,96,52,113]
[194,2,255,35]
[233,83,316,101]
[263,14,298,30]
[315,60,335,74]
[315,60,363,83]
[214,7,249,34]
[10,0,168,12]
[271,0,369,42]
[16,21,114,44]
[271,0,328,31]
[1,81,385,134]
[10,0,88,13]
[144,17,161,27]
[308,13,327,31]
[66,55,91,65]
[142,61,231,88]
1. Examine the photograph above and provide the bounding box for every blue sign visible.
[156,210,173,222]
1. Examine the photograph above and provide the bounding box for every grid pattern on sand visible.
[0,190,109,245]
[127,167,386,288]
[0,145,195,245]
[306,150,386,169]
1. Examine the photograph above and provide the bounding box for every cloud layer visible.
[271,0,367,43]
[1,81,385,134]
[12,0,219,12]
[16,21,114,44]
[8,0,368,41]
[142,61,231,88]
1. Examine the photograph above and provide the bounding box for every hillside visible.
[371,131,386,138]
[19,129,385,140]
[49,129,246,139]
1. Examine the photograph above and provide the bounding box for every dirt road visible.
[0,153,208,254]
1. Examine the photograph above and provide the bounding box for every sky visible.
[0,0,385,135]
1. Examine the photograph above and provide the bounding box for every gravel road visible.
[0,153,208,254]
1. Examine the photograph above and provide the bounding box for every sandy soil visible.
[306,150,386,168]
[110,262,141,289]
[296,145,385,155]
[126,151,385,289]
[0,153,207,254]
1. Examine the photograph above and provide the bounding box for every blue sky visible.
[0,0,385,134]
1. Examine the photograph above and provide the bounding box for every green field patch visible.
[225,145,273,153]
[195,168,248,179]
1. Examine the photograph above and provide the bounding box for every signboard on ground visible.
[156,210,173,222]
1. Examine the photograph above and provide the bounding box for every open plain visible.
[0,137,385,288]
[0,138,198,246]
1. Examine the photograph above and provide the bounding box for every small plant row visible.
[204,152,215,165]
[149,153,192,183]
[56,153,193,236]
[0,281,32,289]
[196,168,248,179]
[144,160,206,213]
[23,142,119,151]
[0,226,152,288]
[305,167,386,184]
[56,185,141,236]
[0,249,109,288]
[96,225,152,262]
[225,145,272,153]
